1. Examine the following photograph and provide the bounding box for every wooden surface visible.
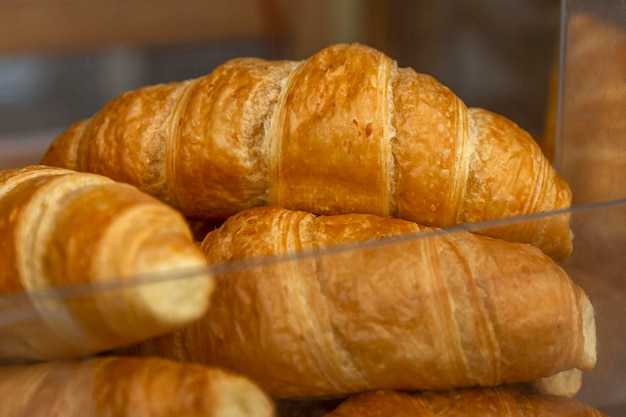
[0,0,276,54]
[0,0,388,58]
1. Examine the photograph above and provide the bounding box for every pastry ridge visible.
[121,206,594,398]
[41,43,572,260]
[0,165,213,362]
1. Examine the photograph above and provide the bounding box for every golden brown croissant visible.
[0,165,212,362]
[0,356,275,417]
[41,43,572,260]
[325,388,607,417]
[122,206,595,399]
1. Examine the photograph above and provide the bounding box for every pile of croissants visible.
[0,43,607,416]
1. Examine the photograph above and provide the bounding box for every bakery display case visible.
[554,0,626,413]
[0,0,624,415]
[0,200,622,415]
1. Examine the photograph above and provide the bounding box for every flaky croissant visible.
[122,206,595,399]
[0,356,275,417]
[325,388,607,417]
[41,43,572,260]
[0,165,212,362]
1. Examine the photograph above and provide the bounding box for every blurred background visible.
[0,0,561,168]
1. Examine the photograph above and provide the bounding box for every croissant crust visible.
[41,43,572,260]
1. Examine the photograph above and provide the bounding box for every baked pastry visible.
[0,165,212,362]
[325,388,606,417]
[41,43,572,260]
[0,356,275,417]
[122,206,595,398]
[530,368,583,398]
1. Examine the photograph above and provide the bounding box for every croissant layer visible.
[326,388,607,417]
[123,206,594,398]
[0,165,212,362]
[0,356,275,417]
[41,43,572,260]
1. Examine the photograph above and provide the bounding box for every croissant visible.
[0,165,212,362]
[121,206,595,399]
[41,43,572,260]
[325,388,607,417]
[0,356,275,417]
